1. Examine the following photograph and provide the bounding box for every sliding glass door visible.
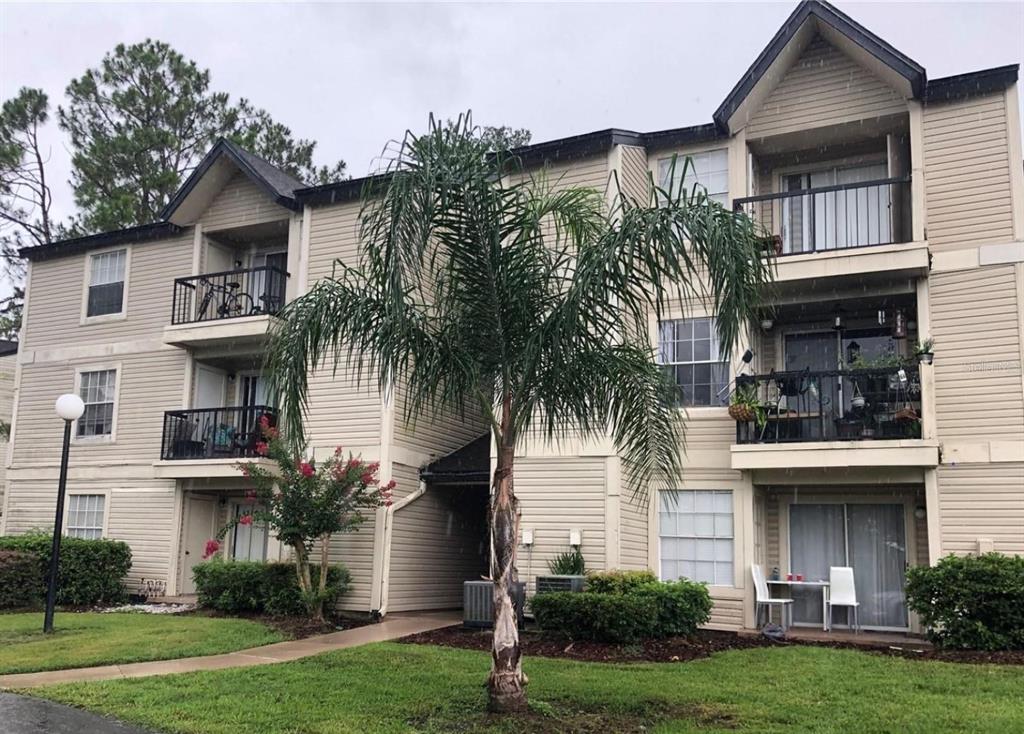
[788,502,908,630]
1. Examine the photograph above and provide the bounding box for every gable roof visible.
[715,0,926,134]
[161,138,305,224]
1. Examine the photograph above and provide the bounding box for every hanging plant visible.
[728,383,766,427]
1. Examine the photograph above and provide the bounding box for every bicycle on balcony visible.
[196,277,256,321]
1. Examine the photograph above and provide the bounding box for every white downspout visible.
[373,477,427,619]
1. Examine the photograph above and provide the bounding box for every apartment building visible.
[2,0,1022,632]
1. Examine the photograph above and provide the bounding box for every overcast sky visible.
[1,0,1023,226]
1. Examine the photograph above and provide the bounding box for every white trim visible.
[166,483,186,595]
[191,223,204,275]
[604,455,621,570]
[924,468,941,565]
[62,489,112,539]
[6,260,29,469]
[907,100,927,242]
[1004,83,1024,241]
[71,362,123,445]
[80,245,131,325]
[21,339,174,366]
[298,206,312,295]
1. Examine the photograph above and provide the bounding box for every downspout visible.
[372,477,427,619]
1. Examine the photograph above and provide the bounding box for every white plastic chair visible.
[752,564,793,630]
[827,566,860,633]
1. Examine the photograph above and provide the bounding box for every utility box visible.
[535,575,586,594]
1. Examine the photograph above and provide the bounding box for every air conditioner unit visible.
[463,580,525,629]
[535,575,586,594]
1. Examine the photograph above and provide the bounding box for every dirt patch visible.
[410,700,736,733]
[187,608,374,640]
[399,625,1024,666]
[399,625,769,663]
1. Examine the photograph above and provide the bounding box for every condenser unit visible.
[535,575,586,594]
[463,580,525,629]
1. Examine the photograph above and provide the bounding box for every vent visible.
[535,575,586,594]
[463,580,525,629]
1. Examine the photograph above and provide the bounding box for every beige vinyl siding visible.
[619,490,649,570]
[745,36,907,140]
[930,265,1024,443]
[516,456,607,594]
[3,480,176,589]
[521,155,609,194]
[326,514,377,613]
[386,464,487,612]
[936,463,1024,555]
[23,233,194,349]
[392,380,488,459]
[199,172,290,232]
[708,595,745,630]
[11,350,187,466]
[0,353,15,515]
[923,92,1015,250]
[304,201,381,449]
[681,416,737,470]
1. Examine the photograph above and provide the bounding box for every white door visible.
[180,495,216,594]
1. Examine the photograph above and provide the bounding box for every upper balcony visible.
[162,265,289,349]
[154,405,277,478]
[735,176,929,286]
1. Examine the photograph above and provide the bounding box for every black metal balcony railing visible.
[161,406,277,460]
[734,177,911,255]
[734,366,922,444]
[171,266,288,325]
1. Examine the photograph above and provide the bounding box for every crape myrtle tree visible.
[266,114,772,712]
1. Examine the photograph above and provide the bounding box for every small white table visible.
[767,579,830,630]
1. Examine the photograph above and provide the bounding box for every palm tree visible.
[267,114,773,713]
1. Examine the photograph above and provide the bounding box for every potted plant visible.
[914,338,934,365]
[728,383,766,427]
[850,381,866,410]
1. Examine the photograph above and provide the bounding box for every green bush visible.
[585,569,658,594]
[532,572,712,643]
[0,533,131,606]
[0,550,43,609]
[530,591,658,643]
[193,560,351,616]
[906,553,1024,650]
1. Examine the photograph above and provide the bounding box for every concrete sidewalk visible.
[0,611,459,689]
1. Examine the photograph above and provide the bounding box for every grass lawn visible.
[0,612,283,674]
[32,641,1024,733]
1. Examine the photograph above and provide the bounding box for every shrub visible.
[906,553,1024,650]
[585,569,658,595]
[0,533,131,606]
[0,550,43,609]
[547,549,586,575]
[532,572,713,643]
[530,591,658,643]
[193,560,351,616]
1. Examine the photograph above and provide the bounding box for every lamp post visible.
[43,393,85,633]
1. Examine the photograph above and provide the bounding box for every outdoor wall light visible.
[760,318,774,331]
[521,528,534,547]
[914,507,927,520]
[568,529,582,548]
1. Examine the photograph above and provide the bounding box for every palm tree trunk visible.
[487,438,528,713]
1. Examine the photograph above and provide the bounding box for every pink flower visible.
[334,445,344,456]
[383,479,397,491]
[244,489,257,502]
[239,514,253,526]
[240,466,252,478]
[259,414,271,429]
[255,441,269,456]
[345,457,361,471]
[299,462,315,478]
[263,425,280,440]
[360,472,378,485]
[202,539,220,559]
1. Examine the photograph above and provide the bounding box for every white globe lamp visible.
[55,394,85,421]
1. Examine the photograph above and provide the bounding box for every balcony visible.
[163,266,288,348]
[729,366,939,472]
[735,177,926,286]
[160,406,277,461]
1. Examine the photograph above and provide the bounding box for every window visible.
[659,490,733,586]
[658,149,728,204]
[659,317,728,406]
[231,504,268,562]
[86,249,126,317]
[67,494,105,539]
[77,369,117,438]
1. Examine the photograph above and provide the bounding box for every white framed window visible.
[83,248,129,321]
[75,367,119,440]
[659,490,734,586]
[66,494,107,539]
[658,148,729,204]
[658,317,728,407]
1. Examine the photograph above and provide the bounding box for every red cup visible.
[796,573,805,581]
[786,573,793,581]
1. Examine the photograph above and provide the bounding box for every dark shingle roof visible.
[420,434,490,484]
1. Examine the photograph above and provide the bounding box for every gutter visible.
[371,477,427,619]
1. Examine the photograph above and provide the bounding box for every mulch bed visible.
[398,624,1024,666]
[187,608,374,640]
